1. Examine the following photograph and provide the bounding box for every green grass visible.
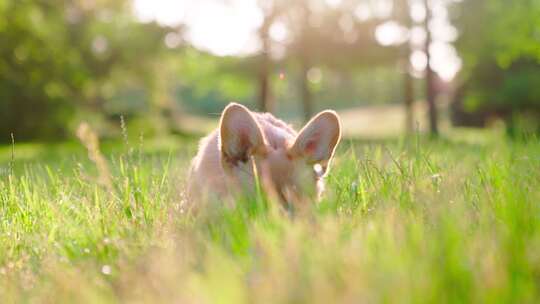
[0,132,539,303]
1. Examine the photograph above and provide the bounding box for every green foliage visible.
[453,0,540,112]
[1,134,540,301]
[0,0,415,141]
[176,48,257,114]
[0,0,170,141]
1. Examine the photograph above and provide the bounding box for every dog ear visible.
[289,110,341,171]
[219,103,266,165]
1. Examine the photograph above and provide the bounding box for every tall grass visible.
[0,133,539,303]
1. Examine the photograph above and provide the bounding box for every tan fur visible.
[187,103,341,207]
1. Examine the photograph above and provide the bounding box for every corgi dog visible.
[187,103,341,207]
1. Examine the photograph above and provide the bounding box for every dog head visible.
[219,103,341,207]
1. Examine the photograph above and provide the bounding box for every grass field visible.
[0,131,539,303]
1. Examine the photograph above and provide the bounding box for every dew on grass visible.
[101,265,112,275]
[350,181,358,193]
[431,173,442,181]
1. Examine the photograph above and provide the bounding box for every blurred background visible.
[1,0,539,142]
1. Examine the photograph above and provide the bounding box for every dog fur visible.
[187,103,341,206]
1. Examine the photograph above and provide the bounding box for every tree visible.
[257,12,274,113]
[256,1,287,113]
[394,0,415,134]
[452,0,540,134]
[298,1,314,122]
[0,0,172,141]
[282,0,399,122]
[423,0,438,136]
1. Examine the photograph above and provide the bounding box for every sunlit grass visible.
[0,133,539,303]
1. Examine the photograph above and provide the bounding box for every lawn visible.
[0,131,539,303]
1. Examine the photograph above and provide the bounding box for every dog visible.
[187,103,341,207]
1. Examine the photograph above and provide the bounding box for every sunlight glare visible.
[269,21,288,43]
[325,0,343,8]
[164,32,182,48]
[410,50,427,71]
[410,45,462,81]
[133,0,462,79]
[134,0,263,57]
[354,4,371,21]
[409,26,426,47]
[133,0,185,26]
[373,0,393,18]
[186,1,262,56]
[430,42,462,81]
[375,21,408,46]
[410,1,426,23]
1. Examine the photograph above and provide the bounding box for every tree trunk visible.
[258,29,273,113]
[398,0,414,134]
[300,59,313,122]
[259,43,274,112]
[258,53,272,113]
[257,2,284,114]
[424,0,438,136]
[299,3,313,122]
[404,60,414,134]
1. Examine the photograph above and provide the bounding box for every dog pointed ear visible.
[290,110,341,170]
[219,103,266,165]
